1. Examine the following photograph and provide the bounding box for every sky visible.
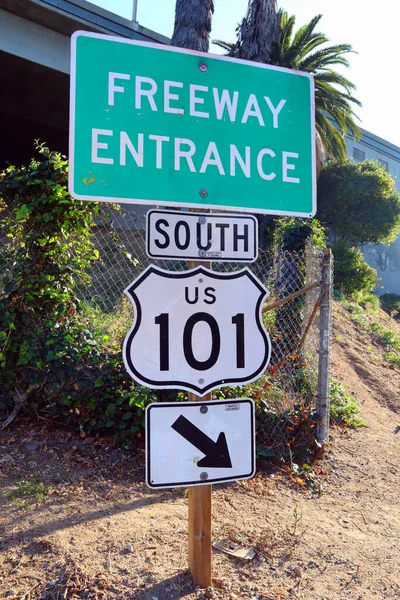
[89,0,400,147]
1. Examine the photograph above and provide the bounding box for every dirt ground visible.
[1,301,400,600]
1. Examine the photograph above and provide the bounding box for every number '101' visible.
[154,312,245,371]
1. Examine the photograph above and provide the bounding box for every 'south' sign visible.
[122,265,271,396]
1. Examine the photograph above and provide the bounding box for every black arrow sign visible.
[171,415,232,468]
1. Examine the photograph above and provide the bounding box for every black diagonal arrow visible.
[171,415,232,468]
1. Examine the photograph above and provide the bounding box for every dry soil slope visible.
[0,300,399,600]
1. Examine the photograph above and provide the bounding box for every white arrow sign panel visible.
[122,265,271,396]
[146,399,255,488]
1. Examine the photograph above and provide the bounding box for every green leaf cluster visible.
[368,322,400,351]
[380,293,400,320]
[0,144,148,444]
[5,479,54,509]
[274,217,326,251]
[318,159,400,244]
[332,241,378,296]
[330,378,365,427]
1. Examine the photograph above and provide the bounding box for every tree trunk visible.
[171,0,214,52]
[235,0,279,62]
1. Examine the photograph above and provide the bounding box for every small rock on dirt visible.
[307,560,317,568]
[0,454,14,464]
[21,440,41,452]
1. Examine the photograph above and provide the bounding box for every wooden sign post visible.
[123,248,268,586]
[188,389,213,588]
[69,21,315,595]
[188,256,212,588]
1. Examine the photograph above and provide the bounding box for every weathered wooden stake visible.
[187,259,213,588]
[188,390,212,588]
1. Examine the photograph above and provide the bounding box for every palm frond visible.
[268,11,361,161]
[212,39,235,53]
[229,5,360,162]
[300,44,354,71]
[314,71,357,95]
[316,113,348,163]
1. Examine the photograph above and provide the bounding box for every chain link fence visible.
[0,202,332,458]
[82,205,331,457]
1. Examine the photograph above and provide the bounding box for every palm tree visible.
[171,0,214,52]
[232,0,279,62]
[214,10,361,164]
[269,12,361,163]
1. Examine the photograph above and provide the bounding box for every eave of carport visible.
[0,0,170,166]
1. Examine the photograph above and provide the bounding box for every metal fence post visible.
[317,249,332,444]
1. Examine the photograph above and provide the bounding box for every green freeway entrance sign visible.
[69,32,316,217]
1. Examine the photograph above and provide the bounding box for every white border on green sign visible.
[69,31,316,218]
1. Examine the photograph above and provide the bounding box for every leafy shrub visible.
[341,299,365,314]
[318,159,400,244]
[80,297,133,348]
[332,241,378,296]
[274,217,326,250]
[0,144,98,393]
[330,379,365,427]
[257,215,326,253]
[348,312,368,329]
[368,322,400,350]
[386,353,400,368]
[380,293,400,319]
[0,144,150,444]
[351,291,380,313]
